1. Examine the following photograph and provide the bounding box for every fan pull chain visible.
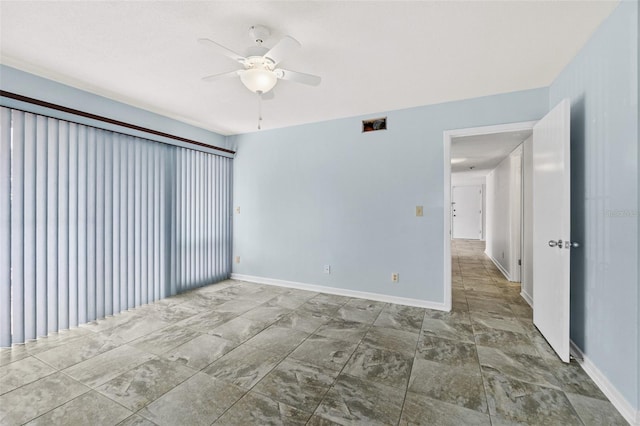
[257,91,263,130]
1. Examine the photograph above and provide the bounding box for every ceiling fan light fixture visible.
[240,68,277,94]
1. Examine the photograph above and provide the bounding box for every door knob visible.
[548,239,563,248]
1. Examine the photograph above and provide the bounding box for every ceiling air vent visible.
[362,117,387,133]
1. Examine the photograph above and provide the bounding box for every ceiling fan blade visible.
[201,70,240,82]
[274,69,321,86]
[198,38,246,63]
[264,36,301,65]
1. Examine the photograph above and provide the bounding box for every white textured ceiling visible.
[0,1,618,135]
[451,130,531,175]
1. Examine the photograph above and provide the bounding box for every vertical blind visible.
[0,106,233,347]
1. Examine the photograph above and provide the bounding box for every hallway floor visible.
[0,240,627,425]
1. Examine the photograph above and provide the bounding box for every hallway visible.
[450,239,627,425]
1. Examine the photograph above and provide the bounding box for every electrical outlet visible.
[391,273,399,282]
[416,206,424,217]
[235,206,240,214]
[323,265,331,274]
[235,256,240,264]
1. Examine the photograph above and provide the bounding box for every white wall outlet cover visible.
[416,206,424,216]
[392,273,399,282]
[235,206,240,214]
[235,256,240,263]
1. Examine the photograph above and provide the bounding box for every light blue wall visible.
[0,65,231,153]
[230,88,548,302]
[549,0,639,412]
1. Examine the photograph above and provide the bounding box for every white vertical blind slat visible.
[104,132,114,316]
[127,143,140,309]
[10,110,25,343]
[228,160,233,276]
[125,140,131,307]
[86,127,96,322]
[0,108,12,347]
[77,125,88,324]
[217,156,222,281]
[112,134,121,314]
[195,151,200,285]
[220,161,231,279]
[179,149,185,291]
[154,148,161,301]
[68,123,78,327]
[146,142,153,301]
[222,158,227,279]
[58,121,70,330]
[23,113,37,341]
[46,118,59,333]
[147,142,154,301]
[140,142,148,305]
[186,149,192,290]
[206,155,211,283]
[96,130,105,319]
[168,148,177,298]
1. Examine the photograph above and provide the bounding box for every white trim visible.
[520,289,533,307]
[443,137,452,312]
[570,340,639,426]
[486,251,513,281]
[231,274,449,311]
[443,121,537,321]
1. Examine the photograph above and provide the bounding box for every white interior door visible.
[452,185,482,240]
[532,99,572,363]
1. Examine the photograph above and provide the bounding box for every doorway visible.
[444,100,574,365]
[442,121,536,311]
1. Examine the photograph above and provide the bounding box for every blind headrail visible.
[0,90,235,155]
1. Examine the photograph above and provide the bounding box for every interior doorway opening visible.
[443,121,536,311]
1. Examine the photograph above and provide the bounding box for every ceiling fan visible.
[198,25,321,97]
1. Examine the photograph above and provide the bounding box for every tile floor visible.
[0,240,628,425]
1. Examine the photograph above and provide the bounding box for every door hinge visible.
[518,259,522,266]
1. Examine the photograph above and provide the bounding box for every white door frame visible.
[443,121,537,311]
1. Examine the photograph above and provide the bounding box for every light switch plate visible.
[416,206,424,216]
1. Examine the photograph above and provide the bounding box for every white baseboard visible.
[230,273,448,311]
[520,289,533,308]
[570,340,639,426]
[485,251,512,281]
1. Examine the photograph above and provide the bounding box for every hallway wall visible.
[485,145,522,282]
